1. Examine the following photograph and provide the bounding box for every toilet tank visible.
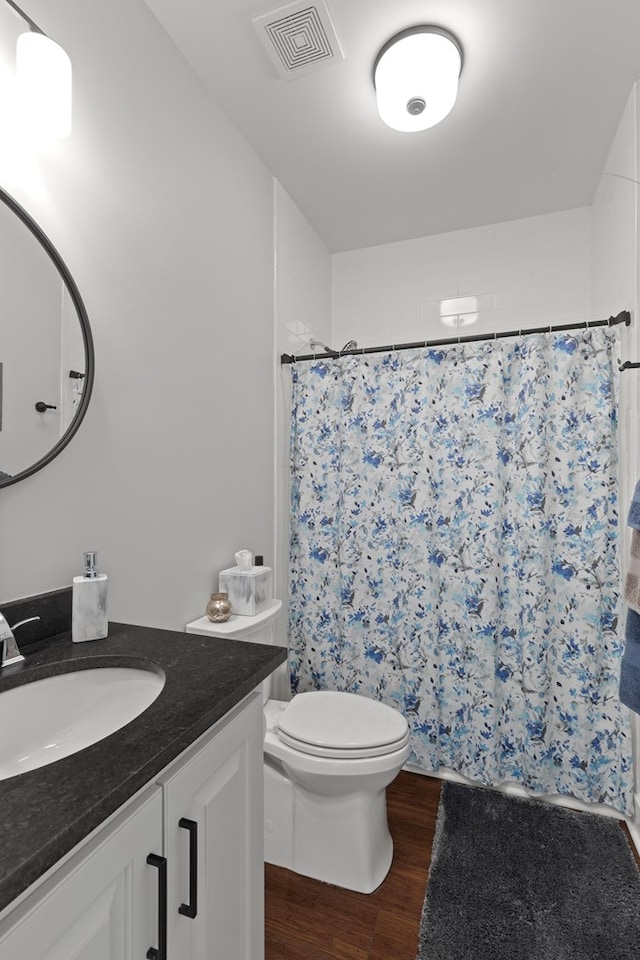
[186,599,283,701]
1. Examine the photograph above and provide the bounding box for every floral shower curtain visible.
[288,327,634,815]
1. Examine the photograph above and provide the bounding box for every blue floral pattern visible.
[288,329,633,815]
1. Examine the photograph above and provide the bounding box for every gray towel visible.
[627,478,640,530]
[624,529,640,615]
[619,608,640,715]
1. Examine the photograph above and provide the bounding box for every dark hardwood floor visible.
[264,771,441,960]
[265,770,640,959]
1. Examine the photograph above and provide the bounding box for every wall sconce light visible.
[440,296,479,329]
[5,0,71,139]
[373,25,463,133]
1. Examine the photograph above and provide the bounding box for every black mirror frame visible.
[0,186,94,488]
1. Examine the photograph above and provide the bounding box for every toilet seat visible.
[275,691,409,759]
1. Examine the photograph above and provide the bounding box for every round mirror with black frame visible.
[0,186,94,487]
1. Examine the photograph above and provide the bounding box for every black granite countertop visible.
[0,622,287,915]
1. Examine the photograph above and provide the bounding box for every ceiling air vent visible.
[252,0,344,80]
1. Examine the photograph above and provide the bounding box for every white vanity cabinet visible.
[0,690,264,960]
[0,787,164,960]
[159,690,264,960]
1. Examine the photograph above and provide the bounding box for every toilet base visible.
[264,753,394,894]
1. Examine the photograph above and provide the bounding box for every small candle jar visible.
[206,592,232,623]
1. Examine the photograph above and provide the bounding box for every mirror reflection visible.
[0,188,93,486]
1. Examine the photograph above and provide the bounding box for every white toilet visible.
[186,599,410,893]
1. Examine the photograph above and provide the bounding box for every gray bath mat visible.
[417,780,640,959]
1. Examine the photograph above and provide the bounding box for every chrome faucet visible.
[0,614,41,667]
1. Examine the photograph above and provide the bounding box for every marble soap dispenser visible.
[72,551,108,643]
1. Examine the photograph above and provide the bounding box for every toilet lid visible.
[276,691,409,758]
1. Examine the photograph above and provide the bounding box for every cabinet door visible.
[0,787,163,960]
[161,693,264,960]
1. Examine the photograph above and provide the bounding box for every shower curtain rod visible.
[280,309,631,365]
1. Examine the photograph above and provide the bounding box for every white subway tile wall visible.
[331,207,592,349]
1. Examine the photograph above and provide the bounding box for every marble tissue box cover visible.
[218,565,273,617]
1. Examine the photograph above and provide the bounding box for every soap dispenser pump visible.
[72,551,108,643]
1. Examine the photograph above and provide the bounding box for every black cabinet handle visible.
[178,817,198,919]
[146,853,167,960]
[34,401,57,412]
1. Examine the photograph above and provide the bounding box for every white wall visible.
[592,82,638,554]
[591,90,638,323]
[274,182,331,696]
[332,209,591,348]
[275,183,332,359]
[0,0,276,631]
[591,82,640,836]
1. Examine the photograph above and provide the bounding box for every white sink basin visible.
[0,666,165,780]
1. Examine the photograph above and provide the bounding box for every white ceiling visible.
[144,0,640,252]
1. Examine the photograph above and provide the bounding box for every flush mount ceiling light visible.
[5,0,72,139]
[373,25,463,133]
